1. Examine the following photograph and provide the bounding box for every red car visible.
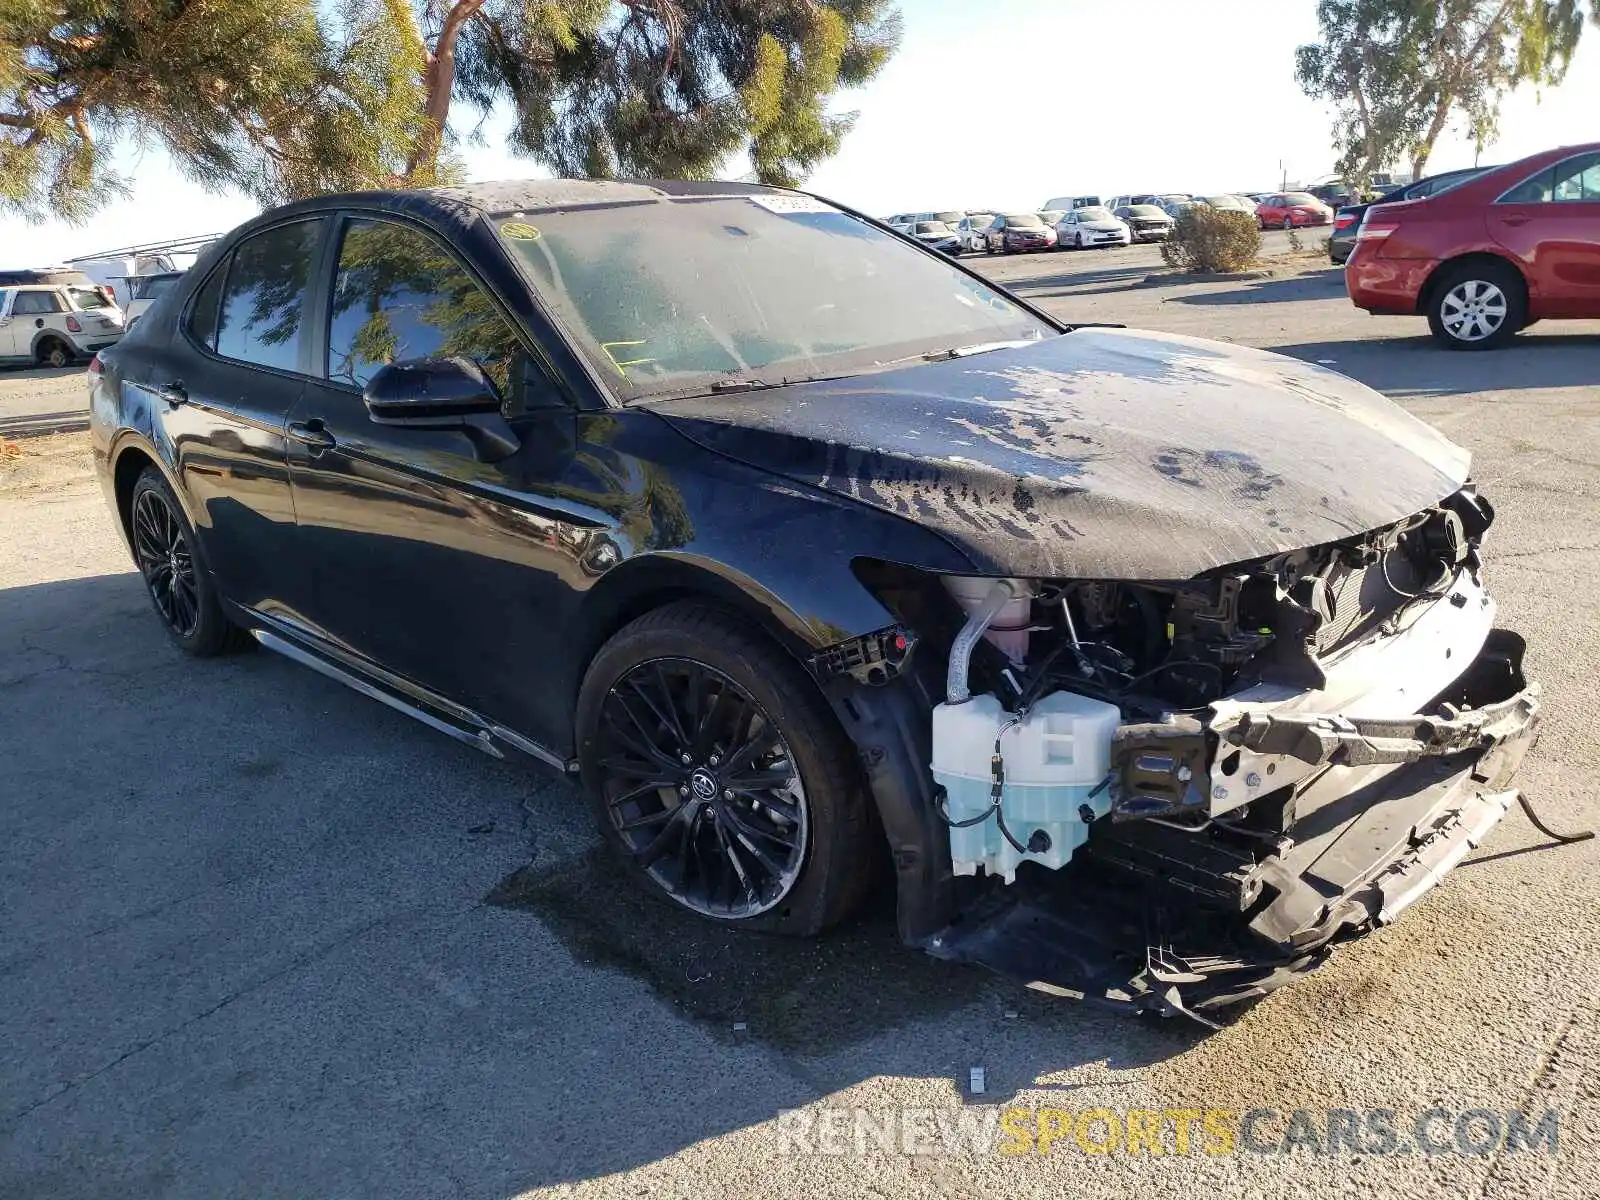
[1346,142,1600,349]
[1254,192,1333,230]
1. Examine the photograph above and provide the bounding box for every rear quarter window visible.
[213,220,324,372]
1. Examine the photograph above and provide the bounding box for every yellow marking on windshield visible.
[500,221,542,241]
[600,339,655,377]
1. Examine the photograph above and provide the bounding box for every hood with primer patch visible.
[651,328,1471,579]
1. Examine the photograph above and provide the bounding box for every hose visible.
[946,578,1017,704]
[1515,791,1595,844]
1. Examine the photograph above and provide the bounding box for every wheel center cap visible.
[688,768,718,801]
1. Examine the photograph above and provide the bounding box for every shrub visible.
[1159,206,1262,273]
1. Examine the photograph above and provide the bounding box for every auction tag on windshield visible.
[747,194,836,215]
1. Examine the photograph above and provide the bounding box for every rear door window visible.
[214,220,324,372]
[1551,153,1600,202]
[12,290,64,315]
[1501,168,1555,204]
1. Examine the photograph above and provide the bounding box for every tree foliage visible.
[1296,0,1594,190]
[0,0,428,221]
[1,0,898,223]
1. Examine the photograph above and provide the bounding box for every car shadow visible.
[1270,331,1600,396]
[1,572,1213,1197]
[1168,268,1346,305]
[1001,262,1161,300]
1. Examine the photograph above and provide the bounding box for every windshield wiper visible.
[707,378,774,393]
[917,339,1040,363]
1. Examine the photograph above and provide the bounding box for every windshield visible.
[1128,204,1166,217]
[914,221,951,234]
[67,286,111,309]
[1076,206,1114,222]
[1040,210,1064,224]
[1202,195,1245,208]
[933,211,964,223]
[133,273,182,301]
[498,195,1051,401]
[1003,213,1045,228]
[1284,192,1320,206]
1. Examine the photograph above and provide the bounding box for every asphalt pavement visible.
[2,243,1598,1198]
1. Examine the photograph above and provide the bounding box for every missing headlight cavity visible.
[850,484,1548,1018]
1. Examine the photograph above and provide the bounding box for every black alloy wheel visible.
[577,601,873,935]
[127,466,244,655]
[593,658,808,919]
[132,486,201,638]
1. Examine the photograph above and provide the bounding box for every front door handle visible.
[287,418,336,450]
[157,381,187,406]
[1499,214,1531,227]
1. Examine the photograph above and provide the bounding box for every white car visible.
[123,271,186,330]
[1042,194,1103,212]
[0,274,125,367]
[1053,206,1131,250]
[955,214,995,253]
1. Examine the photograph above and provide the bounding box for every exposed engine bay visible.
[833,484,1549,1021]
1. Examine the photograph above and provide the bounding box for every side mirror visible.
[362,356,502,425]
[362,357,520,462]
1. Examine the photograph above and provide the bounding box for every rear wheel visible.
[576,602,874,935]
[1426,260,1526,350]
[37,337,72,369]
[128,467,244,655]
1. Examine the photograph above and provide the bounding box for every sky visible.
[4,0,1598,265]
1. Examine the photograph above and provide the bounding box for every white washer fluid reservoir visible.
[931,690,1122,883]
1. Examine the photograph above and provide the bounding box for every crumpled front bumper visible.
[925,628,1542,1023]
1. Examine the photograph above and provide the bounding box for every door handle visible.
[157,381,187,406]
[287,418,336,450]
[1499,214,1531,226]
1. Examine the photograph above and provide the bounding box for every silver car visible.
[1053,205,1131,250]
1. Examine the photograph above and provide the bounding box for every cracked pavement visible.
[2,253,1598,1198]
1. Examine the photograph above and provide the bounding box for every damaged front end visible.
[823,484,1543,1020]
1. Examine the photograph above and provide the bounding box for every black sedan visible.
[1328,167,1490,263]
[90,179,1542,1019]
[1112,203,1173,243]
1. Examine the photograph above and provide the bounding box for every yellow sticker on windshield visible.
[500,221,541,241]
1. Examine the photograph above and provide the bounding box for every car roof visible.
[273,178,789,220]
[215,178,817,252]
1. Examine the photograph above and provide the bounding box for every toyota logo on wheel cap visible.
[689,768,718,801]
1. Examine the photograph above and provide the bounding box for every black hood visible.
[651,329,1471,579]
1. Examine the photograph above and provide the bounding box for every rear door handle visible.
[1499,214,1531,226]
[287,418,336,450]
[157,382,187,406]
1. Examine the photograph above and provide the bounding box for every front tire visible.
[128,467,244,655]
[575,602,874,936]
[1427,260,1525,350]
